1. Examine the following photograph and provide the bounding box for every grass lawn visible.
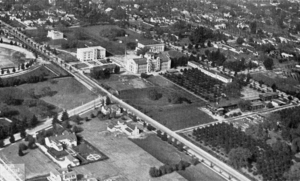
[18,77,97,110]
[0,141,59,179]
[119,82,215,131]
[131,134,225,181]
[0,86,59,120]
[81,25,125,55]
[44,63,70,76]
[251,72,300,92]
[0,47,27,68]
[97,74,152,91]
[72,114,185,181]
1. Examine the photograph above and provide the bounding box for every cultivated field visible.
[18,77,97,110]
[0,141,59,179]
[131,134,225,181]
[73,114,186,181]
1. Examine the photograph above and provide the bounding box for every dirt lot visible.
[0,141,59,179]
[118,78,215,130]
[131,134,225,181]
[73,113,186,181]
[18,77,97,110]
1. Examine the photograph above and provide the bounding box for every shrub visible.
[9,134,15,143]
[0,139,4,148]
[149,167,162,177]
[148,89,162,100]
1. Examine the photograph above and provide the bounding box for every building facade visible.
[76,46,106,62]
[47,30,63,40]
[136,42,165,53]
[126,52,171,74]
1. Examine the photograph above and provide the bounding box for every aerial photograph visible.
[1,0,300,180]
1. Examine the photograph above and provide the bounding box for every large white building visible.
[47,30,63,40]
[126,52,171,74]
[136,39,165,53]
[76,46,106,62]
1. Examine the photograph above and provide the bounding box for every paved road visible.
[2,21,250,181]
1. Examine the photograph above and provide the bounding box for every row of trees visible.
[192,122,294,180]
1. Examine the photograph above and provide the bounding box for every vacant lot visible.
[97,74,152,91]
[119,83,215,130]
[18,77,97,110]
[0,141,59,179]
[73,114,185,181]
[131,135,225,181]
[251,72,299,92]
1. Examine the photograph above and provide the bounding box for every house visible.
[107,120,142,136]
[126,52,171,74]
[48,168,77,181]
[45,130,77,151]
[76,46,106,62]
[259,92,279,101]
[250,102,265,111]
[47,30,64,40]
[214,23,226,29]
[101,106,111,115]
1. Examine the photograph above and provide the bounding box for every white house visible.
[282,52,294,58]
[48,168,77,181]
[76,46,106,62]
[107,121,142,137]
[214,23,226,29]
[45,130,77,151]
[47,30,64,40]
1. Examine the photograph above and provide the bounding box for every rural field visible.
[73,113,186,181]
[118,76,215,131]
[18,77,97,110]
[251,72,300,92]
[0,141,59,179]
[131,134,225,181]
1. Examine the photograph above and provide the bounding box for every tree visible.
[30,115,39,128]
[236,37,244,45]
[28,136,36,149]
[114,66,120,74]
[126,42,137,50]
[245,123,268,140]
[136,47,150,56]
[263,57,274,70]
[250,21,257,34]
[271,83,277,92]
[9,134,15,143]
[228,147,252,169]
[61,111,69,121]
[263,113,281,131]
[266,102,274,108]
[272,140,291,154]
[284,162,300,180]
[238,100,252,112]
[0,139,4,148]
[149,167,162,177]
[20,128,26,138]
[148,89,162,100]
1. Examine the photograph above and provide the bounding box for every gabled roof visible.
[49,130,77,144]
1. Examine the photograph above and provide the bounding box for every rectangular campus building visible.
[76,46,106,62]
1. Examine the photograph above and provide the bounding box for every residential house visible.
[250,102,265,111]
[48,168,77,181]
[45,130,77,151]
[47,30,64,40]
[259,92,279,101]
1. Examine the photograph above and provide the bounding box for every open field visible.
[0,141,59,179]
[251,72,300,92]
[73,113,185,181]
[18,77,97,110]
[81,25,125,55]
[0,86,59,120]
[44,62,70,76]
[0,47,27,68]
[97,74,152,91]
[131,134,225,181]
[119,83,215,130]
